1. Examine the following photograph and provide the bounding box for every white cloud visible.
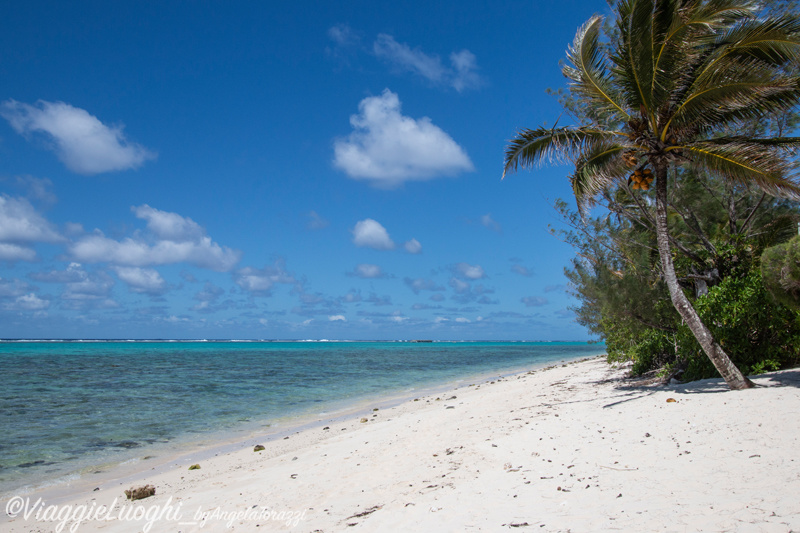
[328,24,358,47]
[191,281,232,313]
[456,263,486,280]
[477,294,498,305]
[194,282,225,303]
[162,315,190,323]
[329,314,346,322]
[333,90,473,187]
[63,271,114,300]
[69,205,241,271]
[450,50,481,92]
[30,262,86,283]
[70,234,239,271]
[522,296,548,307]
[132,204,204,241]
[455,317,471,323]
[449,275,495,304]
[374,34,447,84]
[511,264,532,277]
[0,278,32,298]
[234,260,296,295]
[235,268,278,292]
[36,264,119,310]
[354,263,383,278]
[12,293,50,311]
[450,277,470,293]
[366,292,392,306]
[1,100,156,174]
[298,292,325,305]
[373,35,481,92]
[14,175,57,205]
[340,290,362,303]
[0,195,62,262]
[481,213,501,233]
[0,243,37,261]
[64,222,84,236]
[404,238,422,254]
[326,24,360,66]
[352,218,395,250]
[181,270,199,283]
[555,309,575,319]
[404,277,444,294]
[0,195,62,243]
[113,266,167,295]
[307,211,330,230]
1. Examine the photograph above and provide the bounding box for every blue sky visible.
[0,0,611,340]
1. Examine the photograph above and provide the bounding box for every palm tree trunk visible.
[653,163,755,390]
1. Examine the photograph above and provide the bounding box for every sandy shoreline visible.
[3,356,799,532]
[0,354,584,504]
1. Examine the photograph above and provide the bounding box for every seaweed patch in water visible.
[18,460,56,468]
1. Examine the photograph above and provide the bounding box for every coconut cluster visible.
[631,168,653,190]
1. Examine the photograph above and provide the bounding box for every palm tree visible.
[504,0,800,390]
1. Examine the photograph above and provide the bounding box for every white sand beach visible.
[3,356,800,532]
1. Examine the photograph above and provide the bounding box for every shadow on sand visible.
[596,367,800,409]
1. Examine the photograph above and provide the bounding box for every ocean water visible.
[0,340,605,494]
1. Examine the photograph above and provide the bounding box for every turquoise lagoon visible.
[0,340,605,494]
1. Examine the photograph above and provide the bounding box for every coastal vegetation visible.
[761,234,800,311]
[553,172,800,383]
[503,0,800,388]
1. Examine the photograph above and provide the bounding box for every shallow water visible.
[0,340,605,494]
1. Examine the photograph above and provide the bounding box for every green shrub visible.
[608,268,800,381]
[677,270,800,381]
[762,235,800,312]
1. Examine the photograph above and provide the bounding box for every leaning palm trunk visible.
[653,163,754,389]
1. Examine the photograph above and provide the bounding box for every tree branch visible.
[739,192,768,237]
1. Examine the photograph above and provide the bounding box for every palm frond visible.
[648,0,682,108]
[650,0,757,107]
[577,142,629,182]
[666,75,800,132]
[686,0,758,29]
[752,213,799,249]
[571,140,631,212]
[564,15,631,121]
[687,16,800,95]
[683,140,800,200]
[502,126,624,178]
[701,135,800,149]
[614,0,657,116]
[717,15,800,65]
